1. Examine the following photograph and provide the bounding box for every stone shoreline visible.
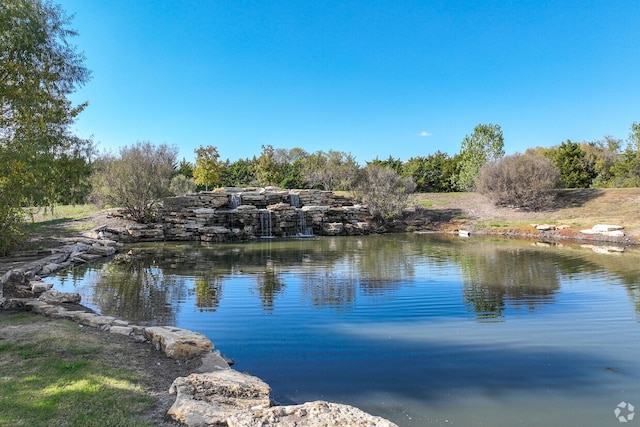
[0,235,398,426]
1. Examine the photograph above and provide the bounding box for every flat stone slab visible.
[144,325,213,359]
[592,224,624,232]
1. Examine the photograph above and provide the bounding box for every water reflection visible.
[91,258,187,324]
[53,235,640,324]
[193,275,223,312]
[458,246,561,320]
[49,235,640,427]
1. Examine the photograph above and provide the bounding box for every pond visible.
[49,234,640,426]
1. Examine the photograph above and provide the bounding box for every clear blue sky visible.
[60,0,640,165]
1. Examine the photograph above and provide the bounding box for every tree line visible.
[2,0,639,255]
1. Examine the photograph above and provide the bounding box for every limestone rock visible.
[196,350,231,373]
[581,224,625,237]
[167,369,271,426]
[109,325,134,336]
[30,280,54,293]
[38,289,81,304]
[226,401,399,427]
[144,325,213,359]
[592,224,624,232]
[534,224,556,231]
[87,244,116,256]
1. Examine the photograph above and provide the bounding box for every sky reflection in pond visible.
[50,235,640,426]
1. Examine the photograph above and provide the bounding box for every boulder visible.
[87,244,116,256]
[30,280,54,293]
[167,369,271,426]
[227,400,399,427]
[38,289,81,304]
[144,325,214,359]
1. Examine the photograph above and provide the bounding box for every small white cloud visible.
[419,131,432,137]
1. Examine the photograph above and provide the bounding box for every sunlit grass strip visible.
[0,314,156,427]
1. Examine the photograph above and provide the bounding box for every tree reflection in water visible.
[91,257,188,325]
[71,235,640,323]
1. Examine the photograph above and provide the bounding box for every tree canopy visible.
[1,0,90,254]
[456,123,505,191]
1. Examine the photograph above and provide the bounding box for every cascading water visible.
[259,210,273,238]
[229,193,242,209]
[296,209,313,237]
[289,193,300,208]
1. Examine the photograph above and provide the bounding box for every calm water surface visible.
[50,234,640,426]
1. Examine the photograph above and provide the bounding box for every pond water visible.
[49,234,640,426]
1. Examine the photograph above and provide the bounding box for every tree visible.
[456,123,505,191]
[368,156,403,175]
[91,142,178,223]
[403,151,458,192]
[51,136,96,204]
[193,145,220,191]
[581,136,621,187]
[549,140,593,188]
[177,158,194,178]
[610,122,640,187]
[0,0,90,254]
[476,153,560,211]
[219,157,257,187]
[251,144,279,186]
[353,164,416,220]
[301,150,359,191]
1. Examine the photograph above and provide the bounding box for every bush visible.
[353,164,416,220]
[476,153,560,211]
[90,142,178,222]
[169,175,197,195]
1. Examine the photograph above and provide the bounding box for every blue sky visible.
[60,0,640,165]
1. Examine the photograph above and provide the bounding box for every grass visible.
[412,189,640,240]
[25,204,101,234]
[0,313,157,427]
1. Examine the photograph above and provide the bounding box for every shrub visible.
[476,153,560,211]
[90,142,178,222]
[169,175,197,195]
[353,164,417,220]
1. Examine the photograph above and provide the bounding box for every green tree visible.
[0,0,90,254]
[90,142,178,223]
[456,123,505,191]
[610,122,640,187]
[254,144,280,186]
[193,145,221,191]
[582,136,621,187]
[403,151,458,192]
[177,158,194,178]
[549,140,593,188]
[368,156,403,175]
[219,157,257,187]
[52,136,96,204]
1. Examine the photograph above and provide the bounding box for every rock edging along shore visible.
[0,236,121,307]
[5,290,399,426]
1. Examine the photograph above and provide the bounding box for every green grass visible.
[0,314,156,427]
[25,204,101,223]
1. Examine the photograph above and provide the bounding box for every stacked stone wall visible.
[100,188,376,243]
